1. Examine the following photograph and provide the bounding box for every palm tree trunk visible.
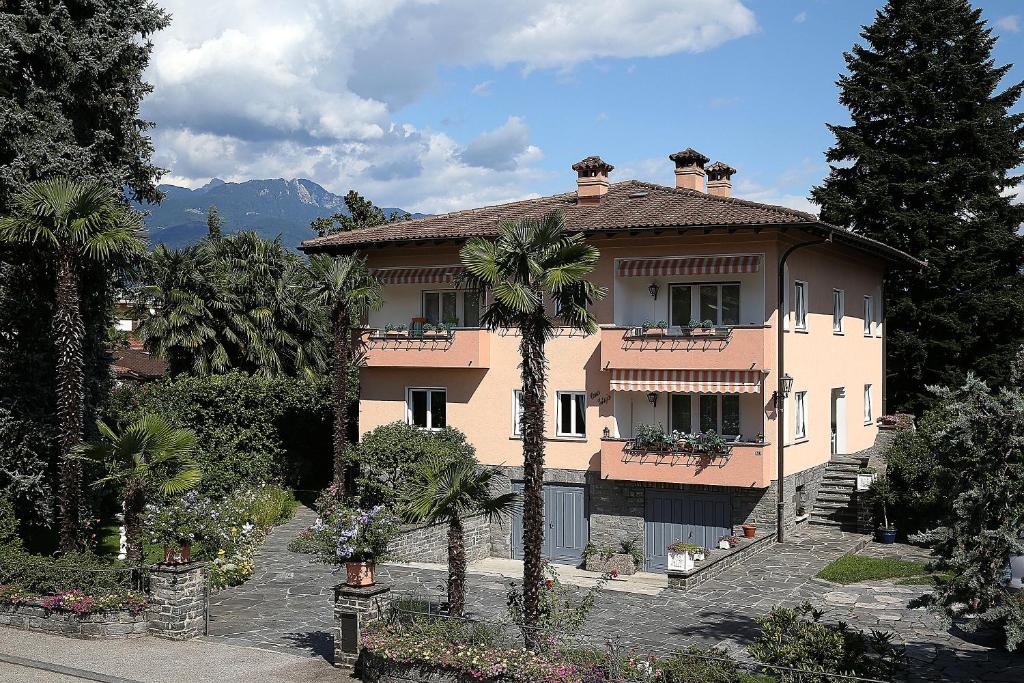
[333,305,352,497]
[54,249,85,552]
[518,311,547,648]
[123,482,145,565]
[447,517,467,617]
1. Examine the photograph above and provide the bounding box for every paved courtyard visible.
[202,505,1024,682]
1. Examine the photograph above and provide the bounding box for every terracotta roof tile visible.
[111,348,167,380]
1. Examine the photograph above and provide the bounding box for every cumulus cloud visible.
[144,0,758,212]
[996,15,1020,32]
[793,11,807,24]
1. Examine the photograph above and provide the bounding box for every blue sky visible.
[144,1,1023,214]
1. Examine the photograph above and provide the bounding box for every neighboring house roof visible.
[111,348,167,381]
[300,179,922,267]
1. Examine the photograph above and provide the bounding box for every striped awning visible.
[370,265,465,285]
[616,255,761,278]
[610,369,763,394]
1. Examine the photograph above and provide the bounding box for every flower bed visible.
[0,586,148,639]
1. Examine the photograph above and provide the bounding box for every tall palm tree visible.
[75,414,200,564]
[0,177,146,551]
[459,210,603,644]
[305,253,383,495]
[404,441,518,617]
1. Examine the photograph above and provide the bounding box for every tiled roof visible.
[300,179,922,266]
[111,348,167,380]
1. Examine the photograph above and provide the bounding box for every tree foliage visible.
[137,232,329,378]
[811,0,1024,414]
[310,190,410,237]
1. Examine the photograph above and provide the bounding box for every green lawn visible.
[817,554,930,584]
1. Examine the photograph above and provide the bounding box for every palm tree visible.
[0,177,147,551]
[75,414,200,564]
[404,442,518,617]
[305,253,383,495]
[459,210,603,643]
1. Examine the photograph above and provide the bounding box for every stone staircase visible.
[808,453,870,531]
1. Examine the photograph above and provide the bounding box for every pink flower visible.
[544,579,553,589]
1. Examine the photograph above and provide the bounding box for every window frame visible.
[512,389,524,437]
[832,288,845,334]
[863,295,873,337]
[864,384,873,425]
[794,281,808,331]
[668,281,742,327]
[406,387,447,431]
[421,289,482,327]
[670,393,741,439]
[555,391,587,439]
[794,390,808,441]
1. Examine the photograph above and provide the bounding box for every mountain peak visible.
[198,177,226,192]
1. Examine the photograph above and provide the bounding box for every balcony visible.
[600,438,771,487]
[360,328,490,369]
[600,325,766,371]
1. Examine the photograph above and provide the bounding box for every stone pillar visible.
[147,561,207,640]
[334,582,392,669]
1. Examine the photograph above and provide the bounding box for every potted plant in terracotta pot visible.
[667,542,704,572]
[741,522,757,539]
[335,505,398,587]
[144,492,207,565]
[641,320,668,336]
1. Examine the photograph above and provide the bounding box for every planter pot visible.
[856,472,877,492]
[876,528,898,544]
[667,549,697,572]
[741,524,757,539]
[162,543,191,565]
[346,560,375,587]
[644,328,666,336]
[718,539,731,550]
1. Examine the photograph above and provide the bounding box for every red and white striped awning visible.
[616,255,761,278]
[370,265,465,285]
[610,369,763,394]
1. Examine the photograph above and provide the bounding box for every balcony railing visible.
[360,328,490,369]
[600,438,771,487]
[600,325,766,371]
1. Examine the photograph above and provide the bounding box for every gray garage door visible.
[511,483,588,566]
[644,490,731,572]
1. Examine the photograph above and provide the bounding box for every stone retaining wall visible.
[0,603,148,639]
[389,515,490,565]
[667,534,776,591]
[358,654,479,682]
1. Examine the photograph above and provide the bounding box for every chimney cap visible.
[572,155,614,175]
[668,148,710,167]
[706,161,737,180]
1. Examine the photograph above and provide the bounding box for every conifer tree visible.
[812,0,1024,414]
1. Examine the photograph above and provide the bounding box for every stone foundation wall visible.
[487,467,587,558]
[389,515,490,565]
[0,603,147,639]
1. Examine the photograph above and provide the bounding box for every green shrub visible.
[747,603,904,681]
[107,372,331,495]
[657,646,766,683]
[0,547,138,595]
[0,407,55,531]
[0,498,22,550]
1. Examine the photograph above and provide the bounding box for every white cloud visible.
[144,0,758,212]
[471,80,495,96]
[793,11,807,24]
[996,15,1020,32]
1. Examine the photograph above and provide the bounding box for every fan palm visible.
[76,414,200,564]
[0,177,147,551]
[404,448,518,617]
[305,253,383,495]
[459,210,603,644]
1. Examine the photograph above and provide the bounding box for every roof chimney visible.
[706,161,737,198]
[669,148,709,192]
[572,156,614,205]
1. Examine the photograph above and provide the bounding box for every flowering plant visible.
[0,584,31,605]
[335,505,398,563]
[37,589,147,615]
[144,491,211,545]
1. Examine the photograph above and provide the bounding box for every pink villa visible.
[302,148,920,572]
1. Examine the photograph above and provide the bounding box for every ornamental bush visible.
[108,372,331,495]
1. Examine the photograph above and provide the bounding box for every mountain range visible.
[135,178,422,249]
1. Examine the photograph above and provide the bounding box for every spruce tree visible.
[812,0,1024,414]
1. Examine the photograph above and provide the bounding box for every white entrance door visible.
[830,388,847,455]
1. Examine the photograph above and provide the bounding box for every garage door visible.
[645,490,731,572]
[511,483,588,566]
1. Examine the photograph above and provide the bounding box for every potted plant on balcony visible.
[632,424,672,452]
[335,504,398,587]
[444,316,460,329]
[422,322,437,337]
[641,319,668,336]
[667,542,704,572]
[856,466,878,492]
[697,430,729,456]
[384,322,407,338]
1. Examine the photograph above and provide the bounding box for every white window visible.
[794,281,808,330]
[556,391,586,438]
[794,391,808,441]
[864,384,873,424]
[422,290,481,327]
[863,296,873,336]
[407,388,447,430]
[512,389,524,436]
[832,289,844,333]
[669,283,741,327]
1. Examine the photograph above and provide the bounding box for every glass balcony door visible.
[668,283,740,327]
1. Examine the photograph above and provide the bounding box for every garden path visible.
[204,507,1024,682]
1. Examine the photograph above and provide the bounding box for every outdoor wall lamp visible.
[602,426,611,439]
[648,282,660,300]
[646,391,658,407]
[780,373,794,398]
